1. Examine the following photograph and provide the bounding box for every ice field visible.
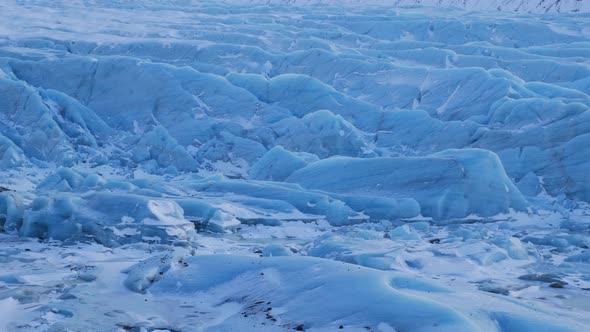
[0,0,590,331]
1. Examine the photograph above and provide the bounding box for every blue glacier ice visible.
[0,0,589,331]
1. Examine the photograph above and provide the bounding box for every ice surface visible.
[0,0,589,331]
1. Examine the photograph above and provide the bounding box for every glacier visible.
[0,0,589,331]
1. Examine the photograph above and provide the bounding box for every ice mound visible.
[288,149,528,219]
[144,254,585,331]
[149,255,478,331]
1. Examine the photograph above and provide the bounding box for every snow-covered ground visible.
[0,0,590,331]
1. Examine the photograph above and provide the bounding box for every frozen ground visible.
[0,0,590,331]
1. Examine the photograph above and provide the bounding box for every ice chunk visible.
[272,110,372,158]
[123,252,191,293]
[0,297,20,331]
[492,237,529,260]
[516,172,543,197]
[38,167,85,192]
[388,225,421,241]
[207,210,241,233]
[0,192,25,232]
[19,193,195,246]
[262,244,293,257]
[131,125,197,173]
[288,149,527,219]
[249,146,308,181]
[0,135,25,168]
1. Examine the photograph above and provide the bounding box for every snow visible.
[0,0,589,331]
[150,255,480,331]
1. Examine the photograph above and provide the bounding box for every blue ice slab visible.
[287,149,528,219]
